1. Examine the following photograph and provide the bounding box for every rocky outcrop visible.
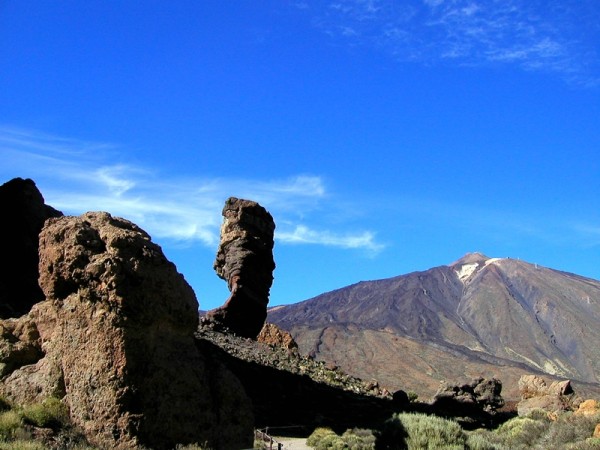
[432,377,504,413]
[0,178,62,318]
[205,197,275,338]
[0,212,253,449]
[257,323,298,351]
[517,375,580,416]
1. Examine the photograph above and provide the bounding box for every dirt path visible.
[273,436,311,450]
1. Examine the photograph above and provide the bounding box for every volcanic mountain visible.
[268,253,600,400]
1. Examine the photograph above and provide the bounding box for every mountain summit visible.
[268,254,600,399]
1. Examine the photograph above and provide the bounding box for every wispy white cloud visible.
[303,0,599,85]
[0,126,385,253]
[277,224,384,254]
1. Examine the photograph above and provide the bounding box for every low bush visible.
[465,431,507,450]
[377,412,466,449]
[537,413,599,449]
[21,397,68,430]
[465,409,600,450]
[0,439,47,450]
[0,411,22,441]
[306,427,376,450]
[307,427,338,448]
[495,416,550,448]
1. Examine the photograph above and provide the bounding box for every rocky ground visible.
[196,325,391,399]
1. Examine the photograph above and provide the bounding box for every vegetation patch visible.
[307,427,376,450]
[465,410,600,450]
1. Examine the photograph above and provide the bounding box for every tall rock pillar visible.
[206,197,275,338]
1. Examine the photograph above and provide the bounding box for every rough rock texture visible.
[205,197,275,338]
[0,317,43,378]
[257,322,298,351]
[595,423,600,438]
[574,399,599,417]
[517,374,580,416]
[432,377,504,413]
[0,212,253,450]
[0,178,62,318]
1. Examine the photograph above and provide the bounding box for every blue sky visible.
[1,1,599,311]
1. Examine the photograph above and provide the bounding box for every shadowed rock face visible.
[0,178,62,318]
[0,212,253,450]
[205,197,275,338]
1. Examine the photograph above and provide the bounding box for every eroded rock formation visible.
[432,377,504,413]
[0,178,62,318]
[0,212,253,449]
[517,374,580,416]
[205,197,275,338]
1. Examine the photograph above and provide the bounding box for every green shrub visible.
[407,392,419,403]
[306,427,377,450]
[0,440,46,450]
[0,411,22,441]
[307,428,338,448]
[524,408,551,422]
[494,416,549,448]
[378,413,467,449]
[341,428,376,450]
[465,431,507,450]
[21,397,68,429]
[537,414,599,448]
[566,437,600,450]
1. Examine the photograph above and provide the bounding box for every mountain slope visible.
[268,253,600,399]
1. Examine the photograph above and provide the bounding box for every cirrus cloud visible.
[0,125,385,253]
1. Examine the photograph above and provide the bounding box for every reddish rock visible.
[205,197,276,338]
[1,212,253,449]
[0,178,62,318]
[257,323,298,351]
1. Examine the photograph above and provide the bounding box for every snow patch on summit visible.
[456,263,479,282]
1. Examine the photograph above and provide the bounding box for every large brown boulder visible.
[205,197,276,338]
[0,212,253,449]
[0,178,62,318]
[517,374,579,416]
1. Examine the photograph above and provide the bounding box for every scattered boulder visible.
[517,375,580,416]
[205,197,276,338]
[1,212,253,449]
[432,377,504,413]
[257,323,298,351]
[0,178,62,318]
[594,423,600,439]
